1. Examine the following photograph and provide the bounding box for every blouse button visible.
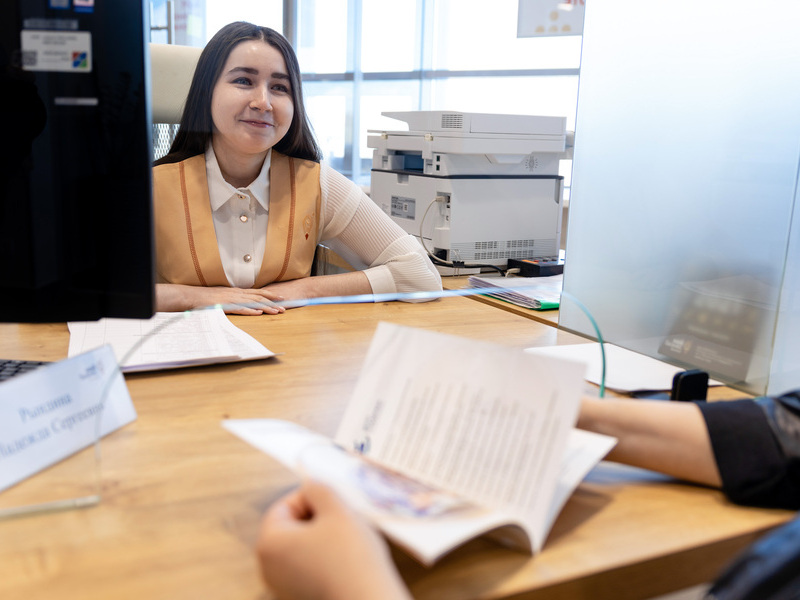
[243,254,252,263]
[240,214,249,223]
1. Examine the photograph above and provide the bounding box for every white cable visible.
[418,195,446,259]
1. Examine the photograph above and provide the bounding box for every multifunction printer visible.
[368,111,570,273]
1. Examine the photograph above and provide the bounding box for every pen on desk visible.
[0,494,100,520]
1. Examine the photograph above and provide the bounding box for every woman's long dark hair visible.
[155,22,322,166]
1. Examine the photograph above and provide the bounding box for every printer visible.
[367,111,570,274]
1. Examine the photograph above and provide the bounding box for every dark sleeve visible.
[705,514,800,599]
[697,395,800,510]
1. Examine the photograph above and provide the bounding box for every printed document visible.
[468,274,562,310]
[68,308,274,372]
[224,322,615,565]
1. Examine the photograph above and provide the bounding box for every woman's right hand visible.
[155,283,286,315]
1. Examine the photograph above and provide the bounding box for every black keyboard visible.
[0,359,50,382]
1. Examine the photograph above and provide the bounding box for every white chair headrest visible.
[149,43,203,124]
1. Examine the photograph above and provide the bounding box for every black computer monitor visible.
[1,0,154,323]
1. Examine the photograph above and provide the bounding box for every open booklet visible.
[224,322,616,566]
[68,307,275,373]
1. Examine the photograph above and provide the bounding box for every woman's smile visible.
[211,40,294,169]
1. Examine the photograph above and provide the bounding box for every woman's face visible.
[210,40,294,162]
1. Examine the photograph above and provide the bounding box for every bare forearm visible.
[578,397,722,487]
[155,283,201,312]
[305,270,372,297]
[319,567,412,600]
[262,271,372,302]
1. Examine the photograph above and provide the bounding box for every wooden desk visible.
[442,276,560,326]
[0,298,791,600]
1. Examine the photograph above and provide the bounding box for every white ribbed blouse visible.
[206,147,441,297]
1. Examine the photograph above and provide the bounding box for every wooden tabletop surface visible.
[0,296,790,600]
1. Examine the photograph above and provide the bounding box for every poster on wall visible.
[517,0,585,37]
[172,0,207,47]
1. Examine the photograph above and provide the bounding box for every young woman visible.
[153,22,441,315]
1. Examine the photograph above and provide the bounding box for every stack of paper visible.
[525,342,722,394]
[468,274,562,310]
[68,308,275,372]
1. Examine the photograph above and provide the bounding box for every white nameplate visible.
[0,346,136,492]
[21,30,93,73]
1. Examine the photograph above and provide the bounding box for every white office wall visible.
[561,1,800,395]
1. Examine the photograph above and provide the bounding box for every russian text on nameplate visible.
[0,345,137,493]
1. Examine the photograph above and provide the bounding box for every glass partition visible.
[561,1,800,395]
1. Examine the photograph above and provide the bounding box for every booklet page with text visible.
[224,322,615,565]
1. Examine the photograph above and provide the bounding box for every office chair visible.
[149,42,202,159]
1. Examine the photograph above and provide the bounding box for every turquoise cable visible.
[559,291,606,398]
